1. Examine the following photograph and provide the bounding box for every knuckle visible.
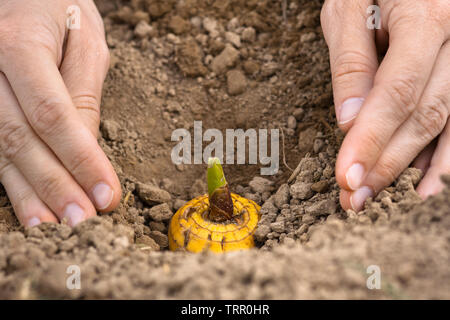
[375,158,398,185]
[361,126,384,156]
[382,76,419,118]
[74,93,100,111]
[38,174,63,201]
[69,150,96,177]
[74,94,101,129]
[332,51,377,87]
[15,187,34,205]
[0,122,31,161]
[29,96,67,136]
[0,160,12,182]
[414,98,449,140]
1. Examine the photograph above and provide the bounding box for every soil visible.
[0,0,448,299]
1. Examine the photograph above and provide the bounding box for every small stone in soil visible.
[241,27,256,42]
[287,116,297,129]
[225,31,241,48]
[313,139,324,153]
[293,108,305,120]
[260,62,279,77]
[134,20,155,38]
[176,38,208,77]
[270,221,285,233]
[260,201,278,215]
[147,203,173,222]
[168,15,190,34]
[273,184,290,208]
[136,235,160,251]
[226,69,247,95]
[249,177,274,194]
[136,183,171,205]
[210,45,240,74]
[203,17,219,38]
[101,119,121,141]
[149,231,169,248]
[298,126,317,152]
[254,224,271,242]
[227,17,240,31]
[160,178,174,191]
[311,180,329,193]
[243,60,260,75]
[305,199,336,217]
[290,182,313,200]
[149,221,166,233]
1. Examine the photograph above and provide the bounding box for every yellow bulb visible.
[168,193,261,253]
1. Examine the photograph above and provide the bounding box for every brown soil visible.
[0,0,448,299]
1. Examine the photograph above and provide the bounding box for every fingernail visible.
[350,186,374,211]
[92,183,114,210]
[339,98,364,124]
[346,163,365,190]
[64,203,85,227]
[27,217,41,227]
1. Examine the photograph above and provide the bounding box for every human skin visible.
[321,0,450,211]
[0,0,122,227]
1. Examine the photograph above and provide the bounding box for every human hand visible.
[0,0,121,227]
[321,0,450,211]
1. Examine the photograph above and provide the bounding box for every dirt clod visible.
[210,44,240,74]
[226,69,247,95]
[136,183,171,205]
[176,37,207,77]
[146,203,173,222]
[290,182,314,200]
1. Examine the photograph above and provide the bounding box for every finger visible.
[352,41,450,203]
[321,0,378,130]
[340,186,375,212]
[416,122,450,199]
[412,140,436,174]
[339,188,352,212]
[1,47,121,212]
[340,141,436,212]
[0,159,58,227]
[0,73,97,226]
[335,10,445,193]
[60,17,110,137]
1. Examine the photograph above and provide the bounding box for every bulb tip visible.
[208,157,220,168]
